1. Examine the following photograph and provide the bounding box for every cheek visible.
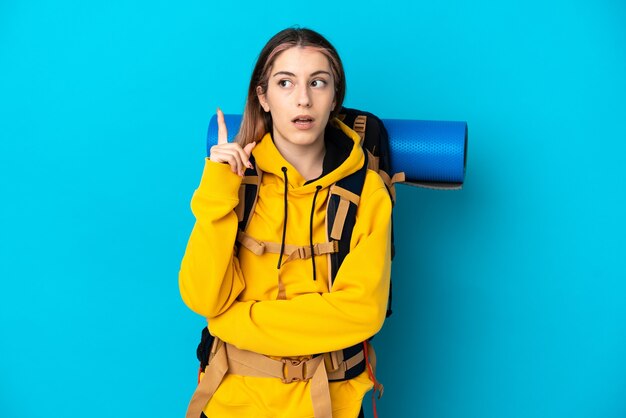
[265,89,288,110]
[326,94,336,112]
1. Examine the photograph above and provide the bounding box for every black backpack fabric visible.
[337,107,395,317]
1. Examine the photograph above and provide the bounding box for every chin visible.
[290,130,325,146]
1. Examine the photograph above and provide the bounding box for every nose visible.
[296,84,311,108]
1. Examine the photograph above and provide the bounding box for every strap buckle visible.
[281,358,306,383]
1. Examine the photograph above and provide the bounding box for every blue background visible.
[1,1,625,417]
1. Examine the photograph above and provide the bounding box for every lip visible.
[291,114,315,122]
[292,114,315,130]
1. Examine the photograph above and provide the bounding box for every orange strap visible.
[363,341,384,418]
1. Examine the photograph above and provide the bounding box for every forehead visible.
[271,46,331,75]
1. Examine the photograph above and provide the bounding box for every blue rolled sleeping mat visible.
[207,111,467,189]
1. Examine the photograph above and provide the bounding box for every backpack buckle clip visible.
[281,359,306,383]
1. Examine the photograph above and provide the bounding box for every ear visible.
[256,86,270,112]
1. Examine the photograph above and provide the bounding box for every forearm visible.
[209,185,392,356]
[209,270,390,356]
[179,159,246,317]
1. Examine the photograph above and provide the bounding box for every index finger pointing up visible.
[217,107,228,144]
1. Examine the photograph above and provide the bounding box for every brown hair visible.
[235,28,346,146]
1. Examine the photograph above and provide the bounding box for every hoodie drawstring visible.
[310,185,322,281]
[276,167,322,282]
[277,167,288,269]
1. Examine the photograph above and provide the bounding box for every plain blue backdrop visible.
[1,1,625,417]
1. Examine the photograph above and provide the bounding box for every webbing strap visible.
[277,275,287,300]
[366,149,380,172]
[186,340,364,418]
[228,344,319,380]
[237,231,338,262]
[229,342,364,381]
[353,115,367,143]
[310,359,332,418]
[391,172,406,185]
[330,199,350,241]
[328,185,360,241]
[365,340,384,398]
[379,170,405,203]
[241,175,259,185]
[185,340,228,418]
[236,186,245,221]
[378,170,391,190]
[236,231,338,301]
[238,175,260,221]
[329,185,360,205]
[328,349,364,375]
[236,156,262,230]
[326,349,342,371]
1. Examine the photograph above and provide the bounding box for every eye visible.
[310,79,327,88]
[278,79,293,88]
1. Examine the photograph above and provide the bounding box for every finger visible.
[232,144,253,171]
[216,143,253,172]
[243,141,256,156]
[216,107,228,145]
[211,150,239,173]
[212,149,242,174]
[243,142,256,168]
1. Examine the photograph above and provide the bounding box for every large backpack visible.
[196,107,399,378]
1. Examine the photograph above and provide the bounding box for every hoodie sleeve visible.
[178,158,246,318]
[208,181,392,356]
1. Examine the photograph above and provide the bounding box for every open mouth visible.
[292,115,314,129]
[292,116,314,123]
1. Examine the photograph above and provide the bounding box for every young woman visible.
[179,27,392,418]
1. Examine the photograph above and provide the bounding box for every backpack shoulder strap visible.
[325,151,383,384]
[326,152,368,287]
[338,108,396,318]
[237,154,262,232]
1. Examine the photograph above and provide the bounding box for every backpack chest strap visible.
[237,231,338,263]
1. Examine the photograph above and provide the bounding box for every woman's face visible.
[257,46,336,151]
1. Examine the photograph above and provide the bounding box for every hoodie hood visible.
[252,118,365,193]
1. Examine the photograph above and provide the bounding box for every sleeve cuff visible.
[197,157,243,199]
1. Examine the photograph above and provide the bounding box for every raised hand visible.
[209,108,256,176]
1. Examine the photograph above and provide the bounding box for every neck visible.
[273,137,326,181]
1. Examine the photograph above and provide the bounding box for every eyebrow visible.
[272,70,332,78]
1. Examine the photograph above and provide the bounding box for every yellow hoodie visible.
[179,119,392,417]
